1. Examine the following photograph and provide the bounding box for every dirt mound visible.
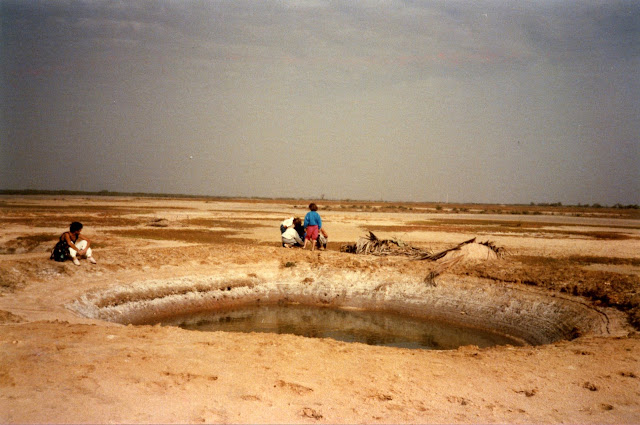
[440,241,501,262]
[421,239,505,286]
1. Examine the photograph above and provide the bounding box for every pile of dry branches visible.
[339,231,430,257]
[341,232,507,286]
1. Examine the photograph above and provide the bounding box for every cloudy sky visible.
[2,0,638,204]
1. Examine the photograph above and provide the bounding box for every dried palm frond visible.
[478,240,508,258]
[340,231,430,257]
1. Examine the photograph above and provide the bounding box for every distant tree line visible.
[0,189,209,199]
[530,201,639,209]
[0,189,637,209]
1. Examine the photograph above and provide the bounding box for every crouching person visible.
[50,221,97,265]
[281,218,303,248]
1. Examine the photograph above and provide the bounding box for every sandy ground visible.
[1,196,639,424]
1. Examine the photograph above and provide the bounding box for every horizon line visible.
[1,189,638,210]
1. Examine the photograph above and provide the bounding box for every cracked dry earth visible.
[1,196,639,424]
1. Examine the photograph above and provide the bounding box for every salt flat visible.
[1,196,639,424]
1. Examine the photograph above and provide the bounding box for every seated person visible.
[50,221,97,265]
[281,217,303,248]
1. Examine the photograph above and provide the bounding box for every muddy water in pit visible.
[149,304,523,350]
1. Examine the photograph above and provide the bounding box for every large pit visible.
[67,271,622,347]
[151,303,525,349]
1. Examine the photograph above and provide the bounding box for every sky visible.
[1,0,639,205]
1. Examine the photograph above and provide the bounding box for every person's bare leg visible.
[311,239,315,251]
